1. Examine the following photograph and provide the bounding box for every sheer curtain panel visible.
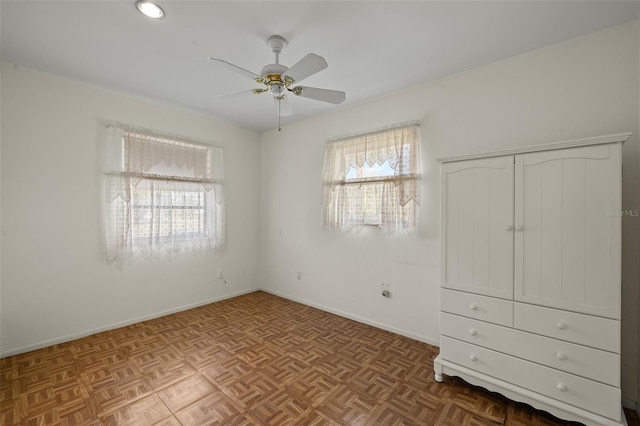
[105,124,225,266]
[322,121,420,234]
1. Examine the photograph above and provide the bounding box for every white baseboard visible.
[260,288,440,347]
[3,286,441,357]
[0,287,259,358]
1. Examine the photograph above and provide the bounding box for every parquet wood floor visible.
[1,291,638,425]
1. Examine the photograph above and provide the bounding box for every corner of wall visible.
[0,30,4,359]
[637,17,640,416]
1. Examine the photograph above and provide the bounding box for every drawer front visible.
[515,303,620,353]
[440,337,621,421]
[441,313,620,387]
[441,289,513,327]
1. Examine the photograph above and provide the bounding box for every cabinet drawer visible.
[441,313,620,387]
[440,337,621,421]
[515,303,620,353]
[441,289,513,327]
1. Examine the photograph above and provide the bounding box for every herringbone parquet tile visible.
[1,290,638,425]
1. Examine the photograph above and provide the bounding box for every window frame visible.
[322,121,420,234]
[104,123,225,266]
[129,183,209,244]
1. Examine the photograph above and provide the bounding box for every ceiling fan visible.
[208,35,346,131]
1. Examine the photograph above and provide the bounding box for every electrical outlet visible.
[381,283,391,298]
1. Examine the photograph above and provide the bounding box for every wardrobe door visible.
[441,156,514,299]
[514,144,622,319]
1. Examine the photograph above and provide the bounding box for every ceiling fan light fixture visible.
[270,85,283,96]
[135,0,164,19]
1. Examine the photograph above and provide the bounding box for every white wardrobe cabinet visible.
[434,133,630,426]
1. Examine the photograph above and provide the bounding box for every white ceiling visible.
[2,1,639,132]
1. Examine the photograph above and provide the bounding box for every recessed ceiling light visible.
[135,1,164,19]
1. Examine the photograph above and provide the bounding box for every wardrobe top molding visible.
[437,132,631,163]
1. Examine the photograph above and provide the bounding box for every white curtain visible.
[105,124,224,266]
[322,122,420,234]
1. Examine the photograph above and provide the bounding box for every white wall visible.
[0,63,261,356]
[637,18,640,412]
[259,20,640,403]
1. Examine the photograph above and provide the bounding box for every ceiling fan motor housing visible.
[260,63,288,79]
[259,63,291,96]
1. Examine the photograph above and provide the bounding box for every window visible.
[105,124,224,266]
[130,187,207,243]
[322,121,420,234]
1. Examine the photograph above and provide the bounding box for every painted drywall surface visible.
[259,20,639,402]
[637,18,640,413]
[0,63,261,356]
[0,39,3,356]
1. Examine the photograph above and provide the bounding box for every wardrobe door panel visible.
[441,156,514,299]
[514,145,621,318]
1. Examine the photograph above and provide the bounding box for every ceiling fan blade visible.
[293,86,346,104]
[275,96,293,117]
[207,57,260,80]
[282,53,327,83]
[212,88,256,99]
